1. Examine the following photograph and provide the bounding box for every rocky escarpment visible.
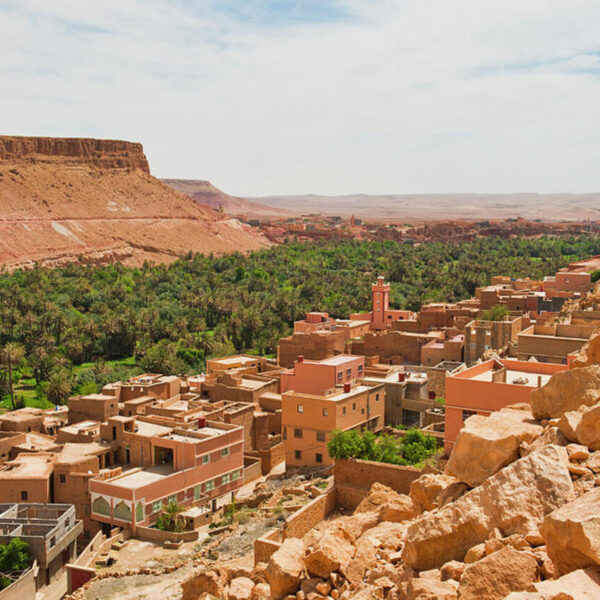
[0,136,150,172]
[0,135,270,268]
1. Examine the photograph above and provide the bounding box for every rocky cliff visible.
[0,135,271,269]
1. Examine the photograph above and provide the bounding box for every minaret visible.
[371,276,390,330]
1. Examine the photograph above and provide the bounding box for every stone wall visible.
[334,458,421,510]
[246,441,285,475]
[135,526,198,543]
[243,455,262,484]
[282,487,336,540]
[253,529,282,565]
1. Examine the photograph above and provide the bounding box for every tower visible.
[371,276,390,330]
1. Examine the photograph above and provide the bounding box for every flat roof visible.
[135,421,172,437]
[319,355,362,366]
[469,369,553,387]
[213,356,257,366]
[0,455,55,479]
[110,468,167,489]
[240,378,270,390]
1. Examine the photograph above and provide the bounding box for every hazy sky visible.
[2,0,600,196]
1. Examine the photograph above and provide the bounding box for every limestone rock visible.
[558,409,584,442]
[571,328,600,368]
[507,567,600,599]
[531,366,600,420]
[181,568,227,600]
[567,443,591,461]
[457,546,539,600]
[305,529,355,578]
[228,577,255,600]
[440,560,465,582]
[406,577,458,600]
[403,445,575,571]
[250,582,271,600]
[576,402,600,450]
[445,408,543,487]
[357,521,406,551]
[354,482,415,523]
[410,473,461,513]
[522,427,568,456]
[543,487,600,575]
[267,538,305,599]
[340,536,377,585]
[585,450,600,472]
[464,544,486,564]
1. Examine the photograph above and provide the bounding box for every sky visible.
[1,0,600,196]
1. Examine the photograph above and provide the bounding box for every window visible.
[322,407,328,416]
[337,372,343,382]
[231,469,241,481]
[294,428,303,438]
[221,447,229,457]
[205,479,215,491]
[316,453,323,463]
[316,432,325,442]
[202,454,210,464]
[342,406,346,415]
[297,404,304,413]
[20,491,28,501]
[168,494,177,504]
[294,450,302,460]
[361,408,365,414]
[152,500,162,513]
[375,394,379,402]
[358,365,363,375]
[194,485,201,500]
[59,474,66,484]
[352,403,356,410]
[222,473,230,485]
[346,368,352,378]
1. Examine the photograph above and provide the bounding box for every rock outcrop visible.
[266,538,305,599]
[445,407,543,487]
[571,329,600,368]
[531,366,600,420]
[403,445,574,570]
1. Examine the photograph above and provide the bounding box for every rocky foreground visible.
[182,365,600,599]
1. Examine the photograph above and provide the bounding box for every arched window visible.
[92,496,110,516]
[114,500,132,522]
[136,502,144,523]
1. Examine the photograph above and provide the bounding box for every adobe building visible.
[463,315,528,365]
[0,407,44,433]
[444,358,566,454]
[0,452,57,503]
[280,355,366,395]
[0,503,82,587]
[200,372,278,405]
[543,269,592,298]
[206,354,272,375]
[351,329,444,364]
[282,381,385,469]
[67,393,119,425]
[277,329,348,369]
[420,334,464,366]
[516,322,596,364]
[89,420,243,533]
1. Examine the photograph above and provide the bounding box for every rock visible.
[522,427,568,455]
[558,409,584,442]
[568,463,592,477]
[250,582,271,600]
[576,402,600,450]
[445,408,543,487]
[406,578,458,599]
[267,538,305,599]
[543,487,600,575]
[403,445,575,571]
[585,450,600,472]
[251,562,269,584]
[341,536,377,585]
[181,569,227,600]
[515,567,600,599]
[457,546,539,600]
[300,578,325,595]
[305,529,355,578]
[567,443,591,461]
[440,560,465,582]
[571,328,600,368]
[532,547,556,580]
[228,577,255,600]
[531,366,600,420]
[410,473,461,513]
[354,482,415,523]
[464,544,486,564]
[437,481,469,507]
[333,512,380,540]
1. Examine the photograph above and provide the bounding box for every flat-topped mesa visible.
[0,135,150,173]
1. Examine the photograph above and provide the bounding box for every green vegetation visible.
[326,428,438,467]
[0,236,599,408]
[155,500,185,533]
[0,538,30,590]
[480,304,510,321]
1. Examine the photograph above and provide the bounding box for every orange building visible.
[282,382,385,468]
[280,355,366,395]
[444,358,566,454]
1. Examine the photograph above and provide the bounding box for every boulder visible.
[181,568,227,600]
[571,328,600,368]
[558,409,584,442]
[354,482,415,523]
[542,487,600,575]
[357,521,406,550]
[576,402,600,450]
[403,445,575,571]
[567,443,590,461]
[586,450,600,472]
[457,546,539,600]
[266,538,305,599]
[531,366,600,420]
[250,582,270,600]
[522,427,568,455]
[506,567,600,599]
[440,560,464,582]
[228,577,255,600]
[340,535,377,585]
[445,408,543,487]
[305,528,355,578]
[406,577,458,600]
[410,473,461,513]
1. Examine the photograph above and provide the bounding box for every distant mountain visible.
[247,192,600,221]
[0,136,271,270]
[162,179,290,218]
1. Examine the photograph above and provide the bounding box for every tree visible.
[0,343,25,410]
[0,538,30,587]
[156,500,185,532]
[44,369,72,406]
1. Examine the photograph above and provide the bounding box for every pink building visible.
[280,355,366,395]
[543,270,592,298]
[444,358,566,455]
[89,420,243,533]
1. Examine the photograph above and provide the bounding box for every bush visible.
[0,538,30,583]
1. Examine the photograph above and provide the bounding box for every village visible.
[2,257,600,599]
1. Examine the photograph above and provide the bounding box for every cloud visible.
[1,0,600,195]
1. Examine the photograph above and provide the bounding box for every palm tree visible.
[45,369,72,406]
[0,343,25,410]
[156,500,185,532]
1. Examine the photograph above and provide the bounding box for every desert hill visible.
[0,136,271,269]
[162,178,289,217]
[250,192,600,221]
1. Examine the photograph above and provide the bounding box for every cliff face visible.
[0,136,150,172]
[0,135,271,269]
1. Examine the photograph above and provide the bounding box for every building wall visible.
[278,330,346,368]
